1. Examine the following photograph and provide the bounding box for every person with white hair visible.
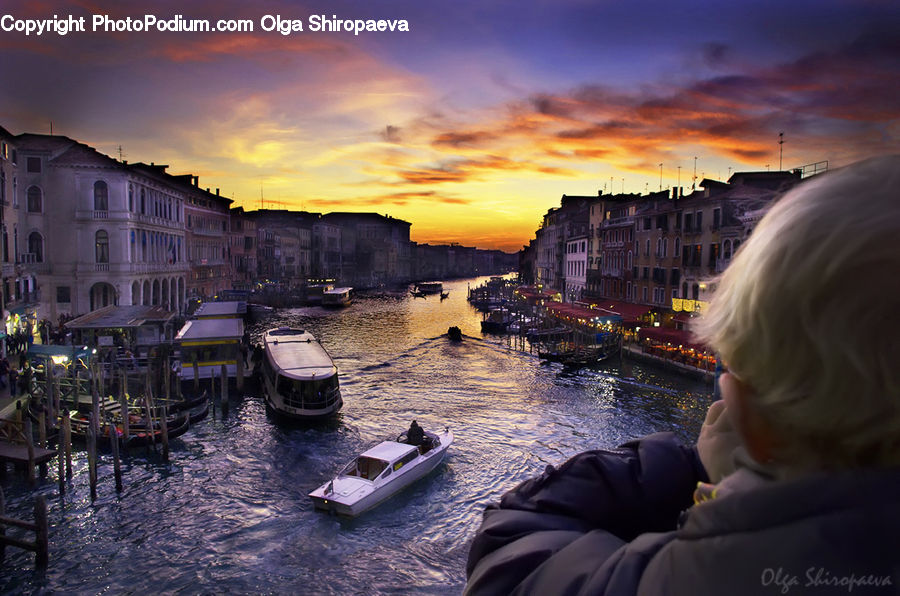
[464,155,900,595]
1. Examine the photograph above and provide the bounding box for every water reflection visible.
[1,277,712,594]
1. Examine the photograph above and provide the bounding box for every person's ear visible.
[720,372,777,464]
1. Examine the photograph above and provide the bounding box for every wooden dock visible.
[0,418,57,485]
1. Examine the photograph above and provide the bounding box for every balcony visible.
[715,258,732,273]
[189,227,225,238]
[190,258,226,267]
[129,262,188,275]
[95,263,110,272]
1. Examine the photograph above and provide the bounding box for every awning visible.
[587,300,651,324]
[545,302,622,324]
[638,327,708,351]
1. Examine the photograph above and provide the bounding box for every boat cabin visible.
[340,441,420,481]
[322,287,352,307]
[262,327,342,417]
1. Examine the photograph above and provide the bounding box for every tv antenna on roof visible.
[778,132,784,171]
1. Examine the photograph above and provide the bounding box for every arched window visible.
[627,250,633,269]
[95,230,109,263]
[27,231,43,262]
[733,239,741,253]
[128,184,134,211]
[140,188,146,214]
[723,239,732,260]
[26,186,42,213]
[94,180,108,211]
[674,237,681,257]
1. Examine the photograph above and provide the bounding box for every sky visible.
[1,0,897,252]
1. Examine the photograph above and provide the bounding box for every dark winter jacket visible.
[465,432,900,595]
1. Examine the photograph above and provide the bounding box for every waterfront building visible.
[589,192,641,302]
[632,189,680,308]
[245,209,315,286]
[534,213,558,291]
[175,176,232,303]
[12,134,189,319]
[564,235,588,302]
[321,212,412,287]
[0,126,40,345]
[312,220,343,281]
[228,207,257,291]
[518,239,536,286]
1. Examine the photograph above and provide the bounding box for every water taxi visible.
[415,281,443,295]
[309,427,453,516]
[261,327,342,419]
[322,287,353,307]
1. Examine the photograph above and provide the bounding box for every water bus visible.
[261,327,342,419]
[322,287,353,308]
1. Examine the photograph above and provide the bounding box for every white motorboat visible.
[309,427,453,517]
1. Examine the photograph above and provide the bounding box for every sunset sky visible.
[1,0,897,252]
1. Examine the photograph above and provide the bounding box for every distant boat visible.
[415,281,443,295]
[322,287,353,308]
[261,327,342,419]
[306,284,334,305]
[480,309,513,334]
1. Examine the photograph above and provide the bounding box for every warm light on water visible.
[0,277,713,593]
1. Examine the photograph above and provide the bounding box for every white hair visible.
[693,155,900,468]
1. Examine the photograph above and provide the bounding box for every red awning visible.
[638,327,708,351]
[590,300,651,323]
[546,302,619,322]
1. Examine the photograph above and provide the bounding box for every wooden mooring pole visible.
[63,411,72,479]
[221,364,229,418]
[0,487,49,567]
[108,411,123,492]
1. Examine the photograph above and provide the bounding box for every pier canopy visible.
[192,300,247,319]
[585,300,651,326]
[545,302,622,329]
[64,305,177,349]
[638,327,707,352]
[26,344,93,368]
[514,286,559,305]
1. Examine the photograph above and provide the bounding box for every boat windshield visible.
[340,456,388,480]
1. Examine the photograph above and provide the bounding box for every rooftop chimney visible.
[216,188,220,196]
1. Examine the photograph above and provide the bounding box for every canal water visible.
[0,276,714,594]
